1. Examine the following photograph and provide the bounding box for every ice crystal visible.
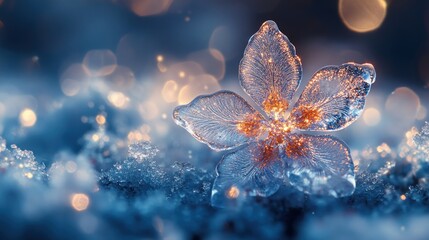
[128,141,159,163]
[100,141,214,204]
[0,137,46,182]
[173,20,376,206]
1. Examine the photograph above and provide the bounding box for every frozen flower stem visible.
[173,20,376,207]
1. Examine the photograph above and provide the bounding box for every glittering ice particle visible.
[0,137,46,182]
[128,141,159,163]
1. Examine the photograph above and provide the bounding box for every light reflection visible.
[385,87,420,122]
[162,80,179,103]
[177,74,221,104]
[156,55,164,62]
[339,0,387,33]
[95,114,106,125]
[127,125,152,142]
[24,172,33,179]
[19,108,37,127]
[71,193,90,212]
[107,91,130,109]
[128,0,173,17]
[82,50,117,77]
[60,64,88,96]
[363,107,381,126]
[227,186,240,199]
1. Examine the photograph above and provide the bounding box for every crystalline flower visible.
[173,21,375,207]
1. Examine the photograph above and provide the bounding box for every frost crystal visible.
[100,141,213,204]
[0,137,46,182]
[128,141,159,163]
[173,20,376,206]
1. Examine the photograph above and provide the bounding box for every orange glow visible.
[262,90,289,116]
[400,194,406,201]
[129,0,173,17]
[285,136,308,159]
[107,91,130,108]
[237,113,263,137]
[339,0,387,33]
[19,108,37,127]
[292,106,321,129]
[71,193,90,211]
[227,186,240,199]
[161,80,179,103]
[259,144,277,168]
[156,55,164,62]
[95,114,106,125]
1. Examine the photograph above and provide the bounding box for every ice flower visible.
[173,21,375,207]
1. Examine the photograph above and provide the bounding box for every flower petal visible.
[173,90,264,151]
[289,63,375,131]
[239,20,302,118]
[281,134,355,198]
[211,142,284,207]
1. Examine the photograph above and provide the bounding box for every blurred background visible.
[1,1,429,239]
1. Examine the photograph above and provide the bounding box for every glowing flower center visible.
[262,90,289,117]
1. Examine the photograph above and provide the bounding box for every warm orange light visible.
[161,80,179,103]
[128,0,173,17]
[400,194,406,201]
[237,113,263,138]
[363,107,381,126]
[19,108,37,127]
[292,106,321,129]
[339,0,387,33]
[71,193,90,211]
[227,186,240,199]
[262,90,289,117]
[107,91,129,108]
[95,114,106,125]
[156,55,164,62]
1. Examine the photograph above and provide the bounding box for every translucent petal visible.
[211,142,284,207]
[289,63,376,131]
[281,134,355,198]
[239,20,302,118]
[173,90,264,151]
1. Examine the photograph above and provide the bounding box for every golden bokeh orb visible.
[339,0,387,33]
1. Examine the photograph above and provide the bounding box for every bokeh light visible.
[385,87,420,122]
[71,193,90,212]
[60,64,88,96]
[96,114,106,126]
[177,74,221,104]
[363,107,381,126]
[339,0,387,33]
[162,80,179,103]
[227,186,240,199]
[127,0,173,17]
[82,50,117,77]
[19,108,37,127]
[107,91,130,109]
